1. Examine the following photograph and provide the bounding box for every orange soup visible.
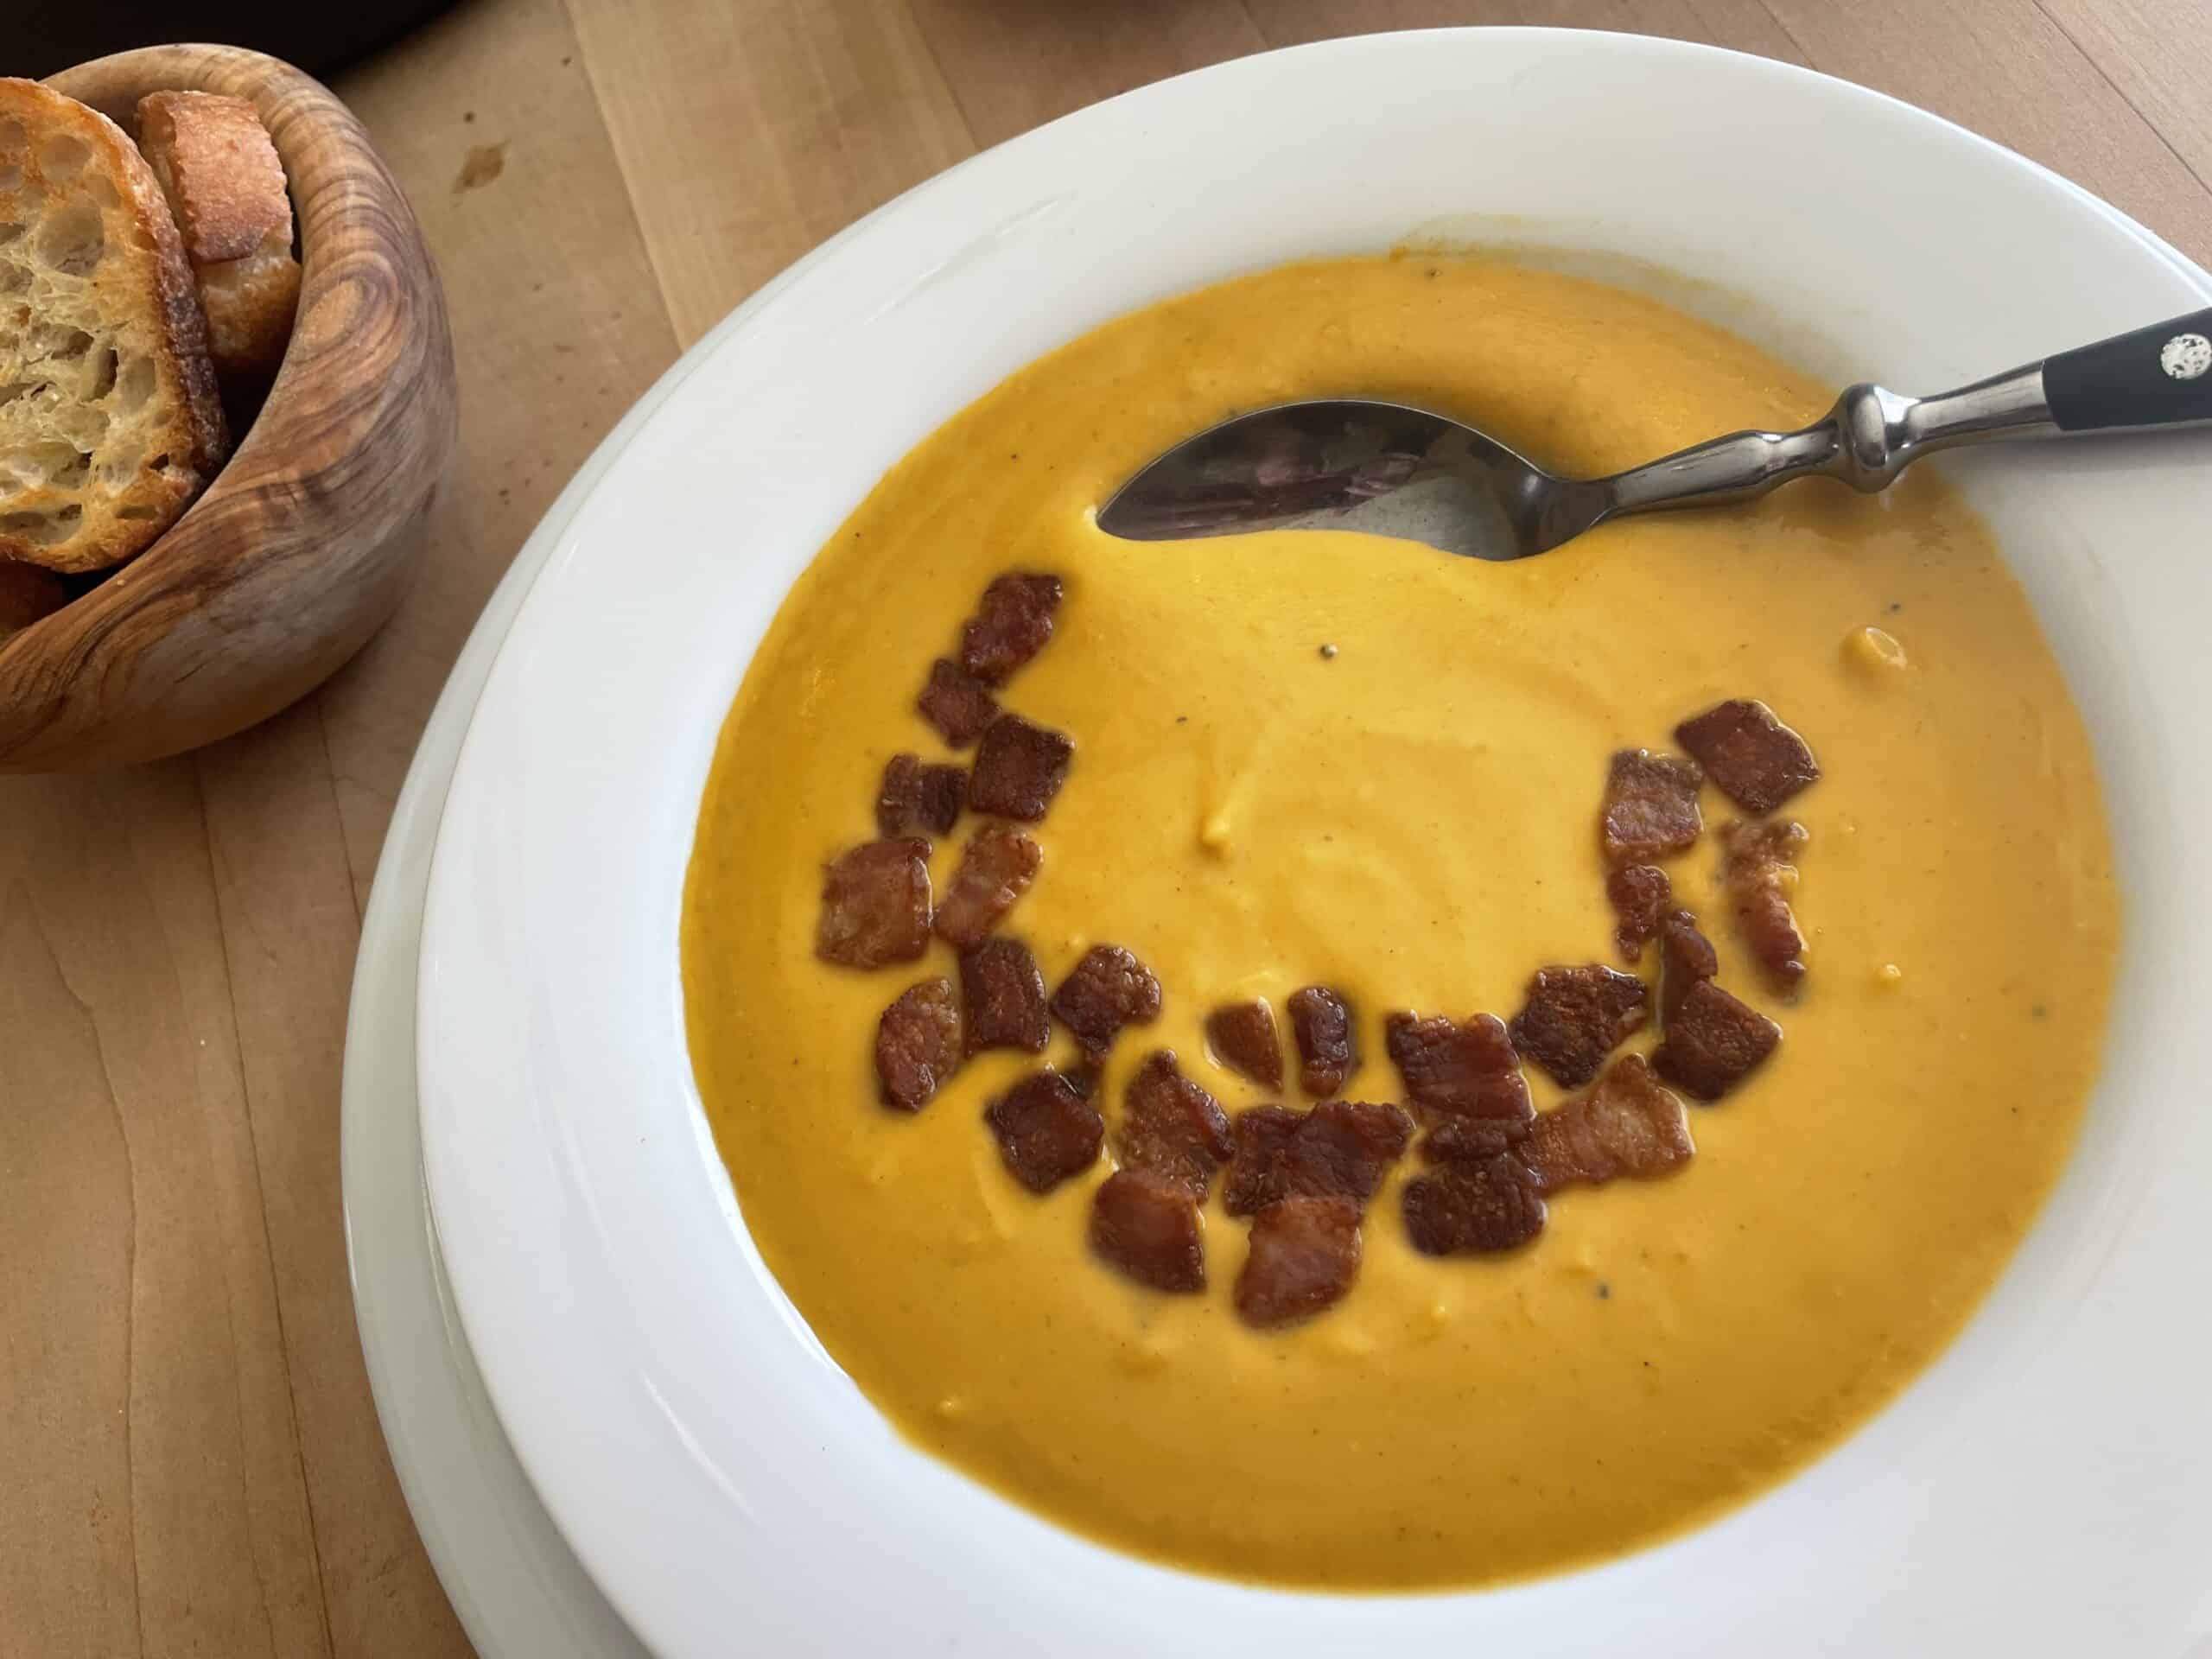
[681,253,2117,1590]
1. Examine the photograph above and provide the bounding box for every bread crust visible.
[195,238,301,382]
[136,91,300,384]
[0,77,229,572]
[135,91,289,261]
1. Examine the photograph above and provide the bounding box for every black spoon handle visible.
[1601,305,2212,535]
[2041,308,2212,432]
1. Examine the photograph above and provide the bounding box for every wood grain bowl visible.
[0,43,457,772]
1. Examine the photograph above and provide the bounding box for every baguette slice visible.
[137,92,301,385]
[0,78,229,573]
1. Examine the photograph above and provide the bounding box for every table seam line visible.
[190,753,343,1659]
[555,0,693,347]
[2029,0,2212,200]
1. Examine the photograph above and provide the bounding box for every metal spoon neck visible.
[1592,361,2057,529]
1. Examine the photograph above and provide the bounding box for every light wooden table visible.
[2,2,2205,1652]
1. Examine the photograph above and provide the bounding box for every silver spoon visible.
[1097,308,2212,560]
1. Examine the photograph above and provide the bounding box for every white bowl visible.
[416,29,2212,1657]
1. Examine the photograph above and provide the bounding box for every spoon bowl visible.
[1097,307,2212,559]
[1096,399,1601,560]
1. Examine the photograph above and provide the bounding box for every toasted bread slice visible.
[137,92,301,384]
[0,78,228,573]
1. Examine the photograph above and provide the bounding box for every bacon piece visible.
[1287,986,1359,1096]
[960,572,1063,685]
[968,714,1074,822]
[1420,1115,1530,1166]
[1282,1100,1413,1208]
[985,1069,1104,1192]
[1723,817,1810,991]
[1235,1196,1362,1329]
[1600,749,1704,864]
[1118,1050,1234,1197]
[1402,1154,1546,1255]
[874,976,960,1110]
[1090,1168,1205,1292]
[816,838,931,969]
[1222,1100,1413,1217]
[1384,1012,1532,1122]
[1653,980,1782,1102]
[1675,698,1821,814]
[1049,944,1162,1059]
[932,822,1042,948]
[1221,1107,1303,1217]
[1508,964,1649,1089]
[1659,908,1719,1023]
[875,753,966,838]
[959,938,1050,1054]
[917,657,999,748]
[1522,1054,1694,1192]
[1205,999,1283,1090]
[1606,863,1672,962]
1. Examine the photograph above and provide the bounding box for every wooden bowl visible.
[0,43,457,772]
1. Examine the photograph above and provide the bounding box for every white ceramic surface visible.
[341,370,647,1659]
[342,509,647,1659]
[416,29,2212,1659]
[342,206,901,1656]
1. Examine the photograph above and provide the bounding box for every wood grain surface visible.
[1,1,2205,1652]
[1,47,458,774]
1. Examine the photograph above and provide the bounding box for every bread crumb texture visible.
[0,78,227,573]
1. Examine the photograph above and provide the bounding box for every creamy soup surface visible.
[680,254,2117,1591]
